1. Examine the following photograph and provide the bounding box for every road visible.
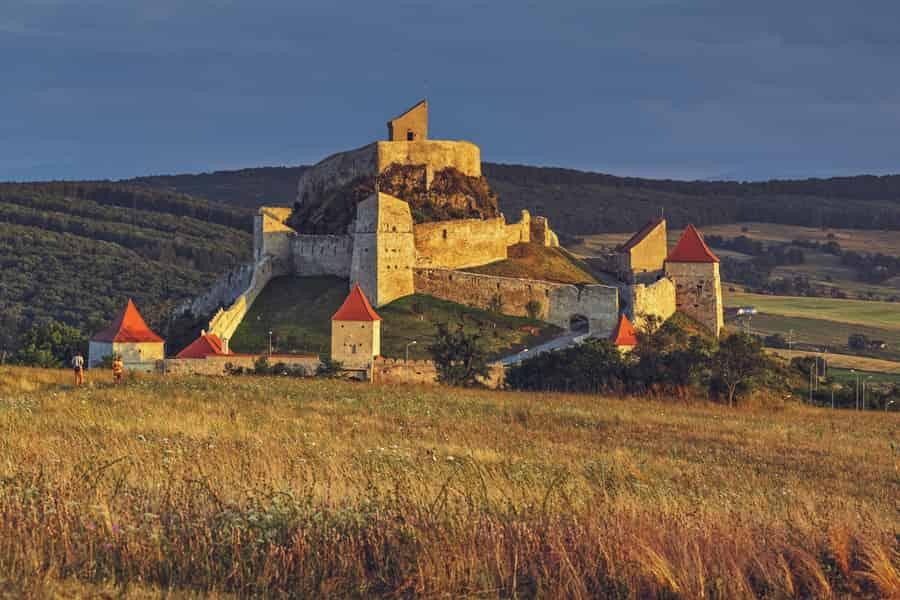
[499,330,588,366]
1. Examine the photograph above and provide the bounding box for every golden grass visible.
[0,368,897,598]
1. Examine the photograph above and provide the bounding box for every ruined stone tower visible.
[387,99,428,141]
[664,224,724,336]
[349,192,416,307]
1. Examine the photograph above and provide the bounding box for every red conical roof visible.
[666,224,719,263]
[331,284,381,322]
[92,299,164,343]
[610,313,638,347]
[176,334,230,359]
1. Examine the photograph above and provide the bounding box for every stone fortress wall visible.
[292,234,353,277]
[413,268,619,335]
[413,217,509,269]
[371,357,505,389]
[173,261,255,320]
[623,277,677,330]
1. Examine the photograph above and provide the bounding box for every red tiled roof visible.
[666,224,720,263]
[176,334,230,359]
[92,299,164,343]
[610,313,638,347]
[331,284,381,321]
[619,217,664,252]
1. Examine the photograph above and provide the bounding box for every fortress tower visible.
[349,192,416,307]
[616,217,666,282]
[331,284,381,370]
[387,99,428,141]
[664,224,724,336]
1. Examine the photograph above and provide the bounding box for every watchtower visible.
[387,100,428,141]
[331,284,381,370]
[664,224,724,336]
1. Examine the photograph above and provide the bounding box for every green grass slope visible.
[229,276,562,360]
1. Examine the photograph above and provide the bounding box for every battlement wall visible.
[255,207,296,267]
[376,140,481,178]
[371,356,504,388]
[173,261,255,319]
[624,277,677,330]
[296,143,378,206]
[414,217,508,269]
[414,268,619,334]
[207,255,277,342]
[291,234,353,277]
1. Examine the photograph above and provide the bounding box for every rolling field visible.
[572,222,900,258]
[724,291,900,332]
[0,367,898,598]
[230,276,561,360]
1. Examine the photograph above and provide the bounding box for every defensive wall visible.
[375,140,481,178]
[413,268,619,335]
[173,261,255,319]
[414,217,508,269]
[623,277,677,330]
[206,255,278,342]
[371,357,505,389]
[162,354,320,376]
[296,143,378,207]
[292,234,352,277]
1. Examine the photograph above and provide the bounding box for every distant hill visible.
[0,182,253,353]
[127,164,900,238]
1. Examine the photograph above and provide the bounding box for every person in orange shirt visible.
[111,355,125,384]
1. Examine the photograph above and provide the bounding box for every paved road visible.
[499,330,589,366]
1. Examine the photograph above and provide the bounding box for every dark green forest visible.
[0,182,252,356]
[128,163,900,237]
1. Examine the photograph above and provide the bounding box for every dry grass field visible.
[0,367,898,598]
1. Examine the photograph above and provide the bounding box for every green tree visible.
[711,333,770,407]
[428,320,490,387]
[13,320,87,368]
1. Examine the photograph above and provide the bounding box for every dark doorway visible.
[407,130,416,141]
[569,314,589,333]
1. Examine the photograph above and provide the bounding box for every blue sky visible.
[2,0,899,182]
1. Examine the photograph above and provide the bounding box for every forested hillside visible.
[127,164,900,237]
[0,182,253,354]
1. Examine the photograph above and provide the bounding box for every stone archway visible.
[569,314,589,333]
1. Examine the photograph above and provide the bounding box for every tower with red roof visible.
[89,299,166,371]
[330,284,381,369]
[664,225,724,335]
[609,313,638,353]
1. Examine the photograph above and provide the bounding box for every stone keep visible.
[664,224,724,336]
[387,99,428,141]
[350,192,416,307]
[331,284,381,370]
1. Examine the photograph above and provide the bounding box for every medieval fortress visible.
[188,101,724,356]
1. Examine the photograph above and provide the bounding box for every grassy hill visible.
[466,244,598,284]
[0,182,253,350]
[229,276,562,360]
[2,367,898,597]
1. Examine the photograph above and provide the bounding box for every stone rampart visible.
[624,277,677,330]
[173,261,255,319]
[505,210,532,245]
[163,354,319,376]
[371,357,505,389]
[292,234,353,277]
[413,268,619,335]
[254,207,295,269]
[376,140,481,178]
[295,143,378,206]
[207,255,276,342]
[414,217,508,269]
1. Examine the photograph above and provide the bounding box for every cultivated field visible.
[1,367,898,598]
[724,292,900,332]
[571,222,900,258]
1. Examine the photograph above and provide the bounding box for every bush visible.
[525,299,541,320]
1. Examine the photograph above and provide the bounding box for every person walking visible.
[71,352,85,386]
[111,355,125,384]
